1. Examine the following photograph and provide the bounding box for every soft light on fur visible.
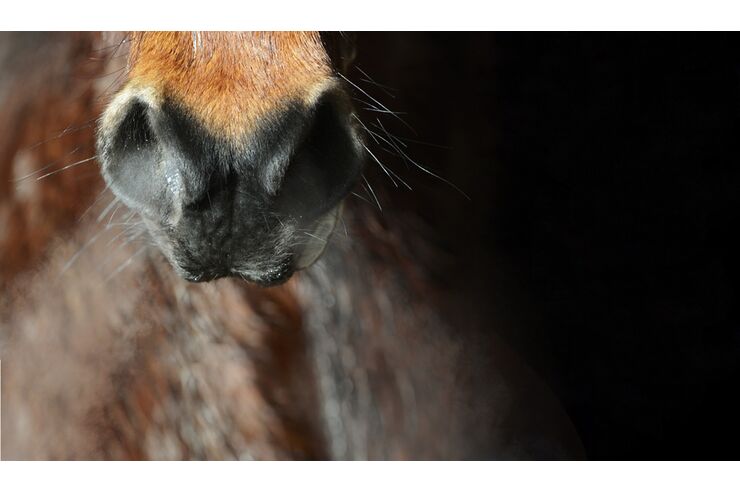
[126,32,334,139]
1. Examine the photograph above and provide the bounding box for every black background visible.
[354,33,740,459]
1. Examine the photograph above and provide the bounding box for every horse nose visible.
[96,83,364,226]
[96,82,364,284]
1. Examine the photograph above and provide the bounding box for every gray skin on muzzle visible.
[96,89,363,285]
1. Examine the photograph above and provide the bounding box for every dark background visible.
[353,33,740,459]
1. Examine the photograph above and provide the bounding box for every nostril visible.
[97,98,169,216]
[272,89,364,222]
[111,101,155,155]
[96,94,191,220]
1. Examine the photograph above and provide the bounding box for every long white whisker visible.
[362,176,382,212]
[362,143,412,191]
[350,191,374,206]
[338,72,415,134]
[78,185,111,222]
[59,227,108,277]
[13,146,82,182]
[363,143,398,188]
[104,246,147,284]
[97,197,120,223]
[25,120,97,152]
[375,118,470,200]
[355,66,397,99]
[35,155,98,181]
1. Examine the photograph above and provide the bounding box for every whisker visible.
[97,196,120,223]
[353,114,413,190]
[394,136,451,150]
[352,113,382,145]
[363,143,398,187]
[89,37,129,55]
[103,245,147,284]
[374,118,470,200]
[88,35,129,62]
[360,107,408,116]
[370,119,408,149]
[372,119,453,150]
[356,119,407,159]
[355,66,397,99]
[362,176,382,212]
[12,146,82,182]
[98,228,146,271]
[338,72,416,134]
[78,186,111,222]
[340,216,350,239]
[59,227,108,277]
[106,203,123,226]
[35,155,98,181]
[350,191,374,206]
[362,143,412,191]
[103,223,142,248]
[303,231,327,243]
[25,119,97,152]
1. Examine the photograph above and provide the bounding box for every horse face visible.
[97,32,363,285]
